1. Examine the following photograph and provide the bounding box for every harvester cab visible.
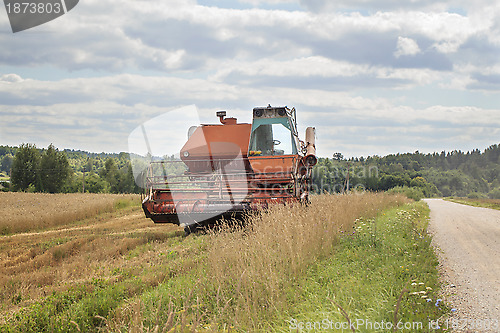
[249,106,298,157]
[141,105,316,233]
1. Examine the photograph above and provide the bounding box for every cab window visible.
[249,124,293,156]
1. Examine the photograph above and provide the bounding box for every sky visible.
[0,0,499,158]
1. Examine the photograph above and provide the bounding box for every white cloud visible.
[394,36,421,57]
[238,0,296,5]
[1,3,491,71]
[0,74,24,83]
[1,73,498,157]
[212,56,369,79]
[1,0,499,157]
[375,67,440,86]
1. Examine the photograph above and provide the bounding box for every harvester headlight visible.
[183,151,190,157]
[253,108,263,117]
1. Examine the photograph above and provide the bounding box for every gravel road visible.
[425,199,500,332]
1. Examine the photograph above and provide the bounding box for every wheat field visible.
[0,192,182,324]
[0,192,408,331]
[0,192,138,234]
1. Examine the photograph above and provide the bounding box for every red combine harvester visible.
[141,105,317,233]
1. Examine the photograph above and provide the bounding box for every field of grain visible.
[0,193,183,325]
[0,192,139,234]
[0,192,411,332]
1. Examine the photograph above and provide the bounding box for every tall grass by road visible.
[273,201,446,332]
[204,193,408,328]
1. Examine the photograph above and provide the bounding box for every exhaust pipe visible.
[305,127,317,166]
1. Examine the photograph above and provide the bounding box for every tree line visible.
[311,144,500,199]
[1,143,499,198]
[0,144,140,194]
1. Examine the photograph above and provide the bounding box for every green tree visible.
[11,143,40,191]
[40,144,72,193]
[100,158,120,193]
[488,187,500,199]
[332,152,344,161]
[70,172,107,193]
[119,163,140,193]
[1,155,13,174]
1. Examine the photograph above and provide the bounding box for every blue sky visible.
[0,0,499,158]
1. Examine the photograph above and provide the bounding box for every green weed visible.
[272,202,447,332]
[446,197,500,210]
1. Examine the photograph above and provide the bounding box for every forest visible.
[0,144,140,194]
[312,144,500,199]
[1,143,499,199]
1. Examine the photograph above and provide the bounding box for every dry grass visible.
[203,192,408,329]
[0,192,185,325]
[0,192,139,234]
[0,206,184,324]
